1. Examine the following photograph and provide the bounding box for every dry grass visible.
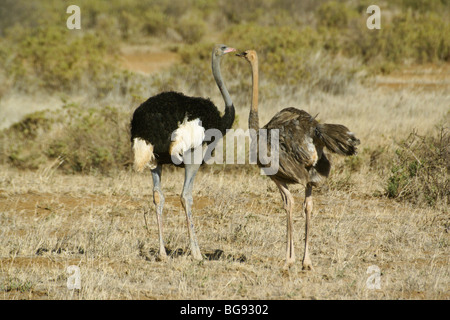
[0,67,449,299]
[0,163,448,300]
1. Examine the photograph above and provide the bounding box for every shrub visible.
[341,10,450,68]
[314,3,450,72]
[412,13,450,62]
[176,14,206,44]
[218,0,267,24]
[45,103,131,173]
[386,126,449,208]
[142,9,169,36]
[2,23,117,94]
[225,23,361,94]
[400,0,448,12]
[315,1,356,29]
[0,110,55,169]
[0,103,132,174]
[381,12,450,64]
[225,23,322,81]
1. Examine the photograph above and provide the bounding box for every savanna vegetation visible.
[0,0,448,300]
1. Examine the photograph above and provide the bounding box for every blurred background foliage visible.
[0,0,448,96]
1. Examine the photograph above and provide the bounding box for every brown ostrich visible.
[236,50,360,270]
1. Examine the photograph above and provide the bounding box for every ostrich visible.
[130,44,236,261]
[236,50,360,270]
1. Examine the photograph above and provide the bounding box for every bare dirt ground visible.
[118,44,180,75]
[0,58,448,299]
[374,63,450,91]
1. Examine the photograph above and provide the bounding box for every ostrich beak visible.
[224,47,236,54]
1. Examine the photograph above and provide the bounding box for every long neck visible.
[248,58,259,131]
[212,54,235,133]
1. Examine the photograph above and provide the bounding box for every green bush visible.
[1,23,117,94]
[176,13,206,44]
[315,1,357,29]
[226,23,322,81]
[339,9,450,69]
[225,23,360,94]
[142,9,169,36]
[412,13,450,62]
[379,12,450,64]
[400,0,448,12]
[218,0,267,24]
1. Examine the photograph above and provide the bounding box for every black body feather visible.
[130,91,234,164]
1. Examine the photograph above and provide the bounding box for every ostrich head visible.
[213,44,236,57]
[236,50,258,64]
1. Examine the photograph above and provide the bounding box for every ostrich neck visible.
[212,55,233,109]
[248,59,260,131]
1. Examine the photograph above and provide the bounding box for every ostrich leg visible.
[274,179,295,269]
[302,183,314,270]
[151,164,167,260]
[181,162,203,260]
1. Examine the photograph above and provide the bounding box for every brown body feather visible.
[263,107,360,186]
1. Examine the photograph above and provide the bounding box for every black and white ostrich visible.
[130,44,236,261]
[237,50,360,270]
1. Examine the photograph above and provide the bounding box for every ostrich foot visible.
[282,258,295,271]
[157,250,168,262]
[302,257,314,271]
[190,245,203,261]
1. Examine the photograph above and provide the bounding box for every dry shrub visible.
[0,111,54,170]
[46,104,131,174]
[386,126,449,208]
[175,12,206,44]
[315,1,357,29]
[1,24,118,95]
[0,103,132,174]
